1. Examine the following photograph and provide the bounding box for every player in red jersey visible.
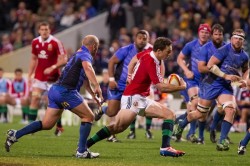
[86,37,187,157]
[28,22,67,135]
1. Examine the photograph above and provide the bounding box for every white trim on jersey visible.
[52,36,66,55]
[149,51,163,83]
[38,35,53,43]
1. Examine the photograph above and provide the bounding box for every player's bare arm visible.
[207,55,241,82]
[82,61,103,102]
[44,53,68,75]
[177,52,194,79]
[238,63,249,88]
[28,54,38,85]
[127,56,138,84]
[198,61,209,73]
[108,55,119,89]
[155,78,186,93]
[83,79,101,107]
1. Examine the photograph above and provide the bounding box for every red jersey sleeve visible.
[31,40,37,56]
[55,40,66,56]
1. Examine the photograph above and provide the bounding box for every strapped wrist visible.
[109,77,115,81]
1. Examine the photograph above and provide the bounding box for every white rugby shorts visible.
[121,94,154,116]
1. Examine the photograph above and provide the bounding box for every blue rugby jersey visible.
[203,43,249,86]
[181,39,207,80]
[198,41,225,79]
[114,43,138,90]
[56,46,93,91]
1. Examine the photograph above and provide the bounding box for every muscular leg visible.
[217,94,237,150]
[71,100,95,153]
[87,109,136,148]
[187,87,199,140]
[29,88,44,122]
[15,107,63,139]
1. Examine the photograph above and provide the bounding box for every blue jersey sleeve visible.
[198,46,208,62]
[79,52,93,63]
[213,47,226,61]
[115,47,128,61]
[181,42,192,57]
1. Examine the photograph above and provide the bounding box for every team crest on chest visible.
[36,44,39,49]
[48,44,53,51]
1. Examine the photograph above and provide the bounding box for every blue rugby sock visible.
[180,117,190,129]
[219,120,232,143]
[78,122,92,153]
[189,120,197,135]
[210,111,223,131]
[175,112,187,123]
[102,105,108,114]
[241,131,250,146]
[198,121,206,141]
[16,121,42,139]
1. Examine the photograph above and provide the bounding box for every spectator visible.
[128,0,148,27]
[60,7,75,28]
[106,0,126,42]
[84,0,97,18]
[0,34,13,55]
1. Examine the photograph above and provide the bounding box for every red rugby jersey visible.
[31,35,66,82]
[123,51,163,96]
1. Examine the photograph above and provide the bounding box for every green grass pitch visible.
[0,117,250,166]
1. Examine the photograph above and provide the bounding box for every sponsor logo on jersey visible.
[36,45,39,49]
[38,50,48,59]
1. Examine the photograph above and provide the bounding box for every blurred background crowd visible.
[0,0,250,75]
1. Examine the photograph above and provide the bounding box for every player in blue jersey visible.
[176,23,211,142]
[5,35,103,158]
[238,79,250,155]
[195,24,225,144]
[95,30,152,141]
[175,29,249,151]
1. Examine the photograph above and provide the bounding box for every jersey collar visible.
[80,45,90,53]
[150,51,160,64]
[38,35,53,43]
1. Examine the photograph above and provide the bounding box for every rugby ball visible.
[166,74,181,86]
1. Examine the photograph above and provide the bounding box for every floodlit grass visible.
[0,117,249,166]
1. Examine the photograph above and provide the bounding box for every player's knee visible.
[42,122,54,130]
[81,112,95,122]
[162,105,175,119]
[222,101,236,115]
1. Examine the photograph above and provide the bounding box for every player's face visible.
[91,43,99,56]
[135,34,148,50]
[198,30,210,43]
[38,25,51,40]
[159,45,172,60]
[15,71,22,80]
[231,35,244,50]
[212,30,223,46]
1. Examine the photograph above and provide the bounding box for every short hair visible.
[135,30,148,38]
[153,37,172,52]
[211,24,224,34]
[232,29,245,39]
[0,67,3,71]
[38,21,50,29]
[15,68,23,73]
